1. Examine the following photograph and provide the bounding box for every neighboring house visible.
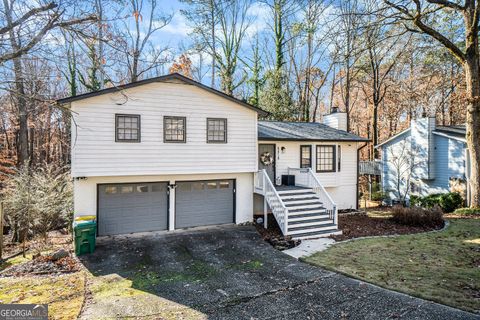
[376,116,470,205]
[58,74,367,239]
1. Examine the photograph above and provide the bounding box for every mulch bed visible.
[331,212,444,241]
[254,215,300,250]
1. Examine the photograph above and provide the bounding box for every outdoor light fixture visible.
[281,146,286,153]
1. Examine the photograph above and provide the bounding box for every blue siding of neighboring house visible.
[423,135,465,194]
[380,130,466,200]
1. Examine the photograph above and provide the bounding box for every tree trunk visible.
[464,57,480,207]
[4,0,29,166]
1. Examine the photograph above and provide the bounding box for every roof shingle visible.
[258,121,368,142]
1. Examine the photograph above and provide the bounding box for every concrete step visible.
[287,223,338,234]
[291,229,342,240]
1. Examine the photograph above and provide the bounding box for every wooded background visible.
[0,0,475,197]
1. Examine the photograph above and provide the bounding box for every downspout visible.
[356,142,369,210]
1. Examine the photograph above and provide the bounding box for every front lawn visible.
[304,217,480,313]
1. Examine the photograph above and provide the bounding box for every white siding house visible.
[59,73,368,239]
[256,140,360,210]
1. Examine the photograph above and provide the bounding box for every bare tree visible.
[181,0,220,88]
[1,0,95,166]
[215,0,252,95]
[115,0,172,82]
[332,0,363,131]
[386,139,423,203]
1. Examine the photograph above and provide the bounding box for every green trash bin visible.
[73,219,97,256]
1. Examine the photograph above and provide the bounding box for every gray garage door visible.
[98,182,168,236]
[176,180,234,229]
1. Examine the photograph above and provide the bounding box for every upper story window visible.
[300,145,312,168]
[316,145,336,173]
[116,114,140,142]
[207,118,227,143]
[164,116,186,143]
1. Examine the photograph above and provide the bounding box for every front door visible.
[258,144,276,183]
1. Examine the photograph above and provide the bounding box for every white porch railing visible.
[287,167,338,225]
[254,169,289,235]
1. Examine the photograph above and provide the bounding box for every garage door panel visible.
[98,182,168,236]
[176,180,234,229]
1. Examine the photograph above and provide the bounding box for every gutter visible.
[356,142,369,210]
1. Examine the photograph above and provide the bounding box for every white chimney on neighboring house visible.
[323,107,348,131]
[411,115,436,180]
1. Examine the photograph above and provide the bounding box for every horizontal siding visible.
[423,135,466,193]
[71,82,258,177]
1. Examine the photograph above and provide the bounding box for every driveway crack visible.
[206,273,335,311]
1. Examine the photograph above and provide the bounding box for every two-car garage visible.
[97,180,235,236]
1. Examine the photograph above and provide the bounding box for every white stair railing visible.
[287,167,338,225]
[255,169,289,235]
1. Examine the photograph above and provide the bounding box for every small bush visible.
[453,208,480,216]
[392,205,444,227]
[439,192,464,213]
[371,191,387,201]
[409,192,463,213]
[410,195,422,207]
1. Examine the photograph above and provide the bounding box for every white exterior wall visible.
[74,173,253,227]
[260,140,359,209]
[70,81,258,177]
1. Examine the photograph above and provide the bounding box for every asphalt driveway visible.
[80,226,478,319]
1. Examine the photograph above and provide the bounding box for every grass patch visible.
[0,254,32,271]
[304,218,480,313]
[0,273,85,320]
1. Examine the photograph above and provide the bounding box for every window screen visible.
[207,118,227,143]
[164,116,186,142]
[316,145,336,172]
[116,114,140,142]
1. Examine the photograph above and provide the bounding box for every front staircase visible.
[278,187,341,239]
[254,168,342,240]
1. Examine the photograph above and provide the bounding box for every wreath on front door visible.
[260,152,274,166]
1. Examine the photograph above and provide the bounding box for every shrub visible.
[410,195,422,207]
[453,208,480,216]
[439,192,464,213]
[408,192,463,213]
[2,164,73,242]
[391,205,444,228]
[371,191,387,201]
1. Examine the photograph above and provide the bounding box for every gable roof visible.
[434,125,466,138]
[375,128,411,148]
[56,73,268,115]
[258,121,369,142]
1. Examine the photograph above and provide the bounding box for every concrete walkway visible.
[283,238,335,259]
[79,226,478,319]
